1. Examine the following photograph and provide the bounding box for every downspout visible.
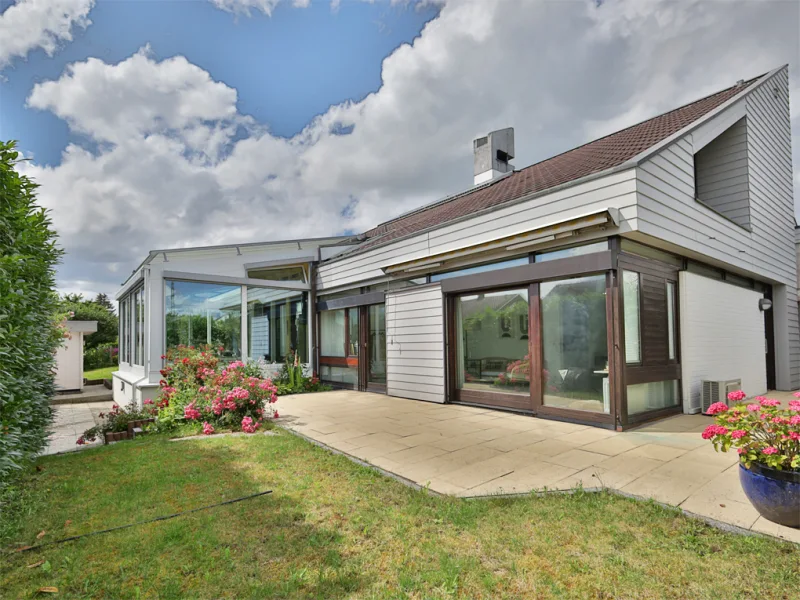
[310,249,319,376]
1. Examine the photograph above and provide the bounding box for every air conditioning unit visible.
[701,379,742,413]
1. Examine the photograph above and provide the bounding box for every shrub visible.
[0,141,64,486]
[703,391,800,471]
[155,345,279,433]
[84,342,118,371]
[273,350,330,395]
[61,294,118,350]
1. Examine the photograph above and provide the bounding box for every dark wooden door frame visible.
[764,285,776,390]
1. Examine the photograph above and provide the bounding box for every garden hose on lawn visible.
[6,490,273,555]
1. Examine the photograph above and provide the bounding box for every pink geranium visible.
[759,398,781,407]
[705,402,728,415]
[202,422,215,435]
[727,390,747,403]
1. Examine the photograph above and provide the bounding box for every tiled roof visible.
[355,74,762,254]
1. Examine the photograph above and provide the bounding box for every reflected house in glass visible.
[114,67,797,429]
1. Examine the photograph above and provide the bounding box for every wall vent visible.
[701,379,742,413]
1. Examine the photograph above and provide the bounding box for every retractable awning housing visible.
[382,207,619,276]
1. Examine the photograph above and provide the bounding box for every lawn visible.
[1,432,797,599]
[82,366,116,381]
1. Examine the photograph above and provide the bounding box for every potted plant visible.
[702,391,800,528]
[76,401,157,446]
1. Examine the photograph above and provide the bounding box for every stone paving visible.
[43,400,115,455]
[278,390,800,544]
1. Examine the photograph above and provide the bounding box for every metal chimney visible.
[473,128,514,185]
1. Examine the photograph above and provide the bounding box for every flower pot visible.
[739,463,800,528]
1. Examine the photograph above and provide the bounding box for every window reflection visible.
[541,275,609,413]
[431,257,529,282]
[456,289,530,395]
[246,287,308,364]
[165,280,242,359]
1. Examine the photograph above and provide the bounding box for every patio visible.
[279,390,800,544]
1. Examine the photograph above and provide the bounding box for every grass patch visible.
[83,366,116,381]
[1,431,797,599]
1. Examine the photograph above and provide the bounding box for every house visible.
[114,65,798,430]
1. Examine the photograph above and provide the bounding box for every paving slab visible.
[278,391,800,543]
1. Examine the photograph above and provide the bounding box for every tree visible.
[0,140,64,485]
[62,295,118,350]
[94,293,114,312]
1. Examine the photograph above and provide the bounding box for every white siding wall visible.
[637,67,798,389]
[317,169,638,291]
[385,284,446,403]
[694,117,750,229]
[679,272,767,412]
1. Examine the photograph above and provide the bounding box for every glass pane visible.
[247,266,306,282]
[320,310,345,357]
[136,289,144,366]
[623,271,641,364]
[430,257,529,283]
[165,280,242,359]
[320,365,358,386]
[534,241,607,263]
[666,281,676,360]
[133,290,140,366]
[456,289,530,395]
[541,275,609,413]
[347,307,359,356]
[368,304,386,384]
[627,380,679,415]
[247,287,308,364]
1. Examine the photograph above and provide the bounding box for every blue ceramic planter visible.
[739,464,800,528]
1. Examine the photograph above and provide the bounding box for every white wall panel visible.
[679,272,767,412]
[386,285,446,403]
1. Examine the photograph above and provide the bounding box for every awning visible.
[382,207,619,275]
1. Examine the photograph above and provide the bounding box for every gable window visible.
[694,117,751,231]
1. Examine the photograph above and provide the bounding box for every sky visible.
[0,0,798,300]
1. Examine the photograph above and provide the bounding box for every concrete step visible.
[50,385,114,405]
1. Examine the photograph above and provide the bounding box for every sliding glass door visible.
[319,303,386,392]
[449,275,615,424]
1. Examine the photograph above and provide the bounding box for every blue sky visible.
[1,0,439,166]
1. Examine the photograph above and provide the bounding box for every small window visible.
[248,266,306,283]
[534,241,607,263]
[623,270,641,364]
[430,257,528,282]
[620,240,683,267]
[666,281,676,361]
[686,260,723,280]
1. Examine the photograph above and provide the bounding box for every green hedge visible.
[0,141,64,486]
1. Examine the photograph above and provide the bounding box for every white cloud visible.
[208,0,283,16]
[19,0,800,298]
[0,0,94,68]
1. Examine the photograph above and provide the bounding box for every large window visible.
[541,275,608,413]
[319,308,358,386]
[133,287,144,366]
[455,289,530,395]
[368,304,387,385]
[165,280,242,359]
[623,270,641,364]
[246,287,308,363]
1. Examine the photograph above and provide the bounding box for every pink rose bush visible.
[701,390,800,471]
[155,345,278,434]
